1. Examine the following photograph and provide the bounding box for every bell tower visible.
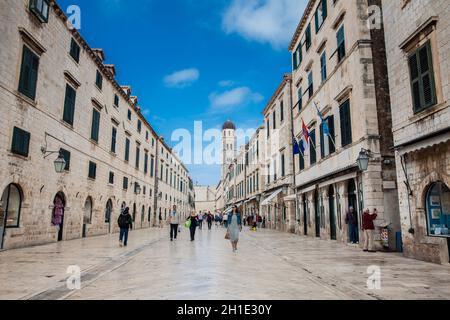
[221,120,236,180]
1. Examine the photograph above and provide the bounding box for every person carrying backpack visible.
[118,207,133,247]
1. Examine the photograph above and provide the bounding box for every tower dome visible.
[222,120,236,130]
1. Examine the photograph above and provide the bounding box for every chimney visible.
[121,86,131,97]
[92,48,105,62]
[104,64,116,77]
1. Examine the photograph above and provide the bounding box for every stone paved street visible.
[1,227,450,300]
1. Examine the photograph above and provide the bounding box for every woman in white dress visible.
[227,205,242,253]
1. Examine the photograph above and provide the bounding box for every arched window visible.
[148,207,152,222]
[426,182,450,237]
[141,205,145,223]
[0,184,22,228]
[83,197,93,224]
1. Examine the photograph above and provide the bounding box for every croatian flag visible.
[301,119,310,148]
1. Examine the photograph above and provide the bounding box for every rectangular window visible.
[337,26,346,63]
[281,153,286,177]
[298,87,303,112]
[111,126,117,153]
[59,148,71,171]
[146,131,149,140]
[320,52,327,83]
[320,115,336,158]
[293,44,303,70]
[144,153,149,174]
[123,177,129,190]
[267,120,270,138]
[305,24,312,50]
[339,100,352,147]
[137,120,142,133]
[88,161,97,179]
[29,0,49,23]
[273,112,276,129]
[315,0,328,33]
[125,138,130,162]
[150,156,155,177]
[114,94,119,108]
[69,38,80,63]
[310,129,317,165]
[95,70,103,90]
[11,127,30,157]
[308,71,314,99]
[280,101,284,122]
[408,41,437,113]
[135,146,140,169]
[18,46,39,100]
[63,84,76,125]
[299,151,305,171]
[91,108,100,142]
[109,171,114,184]
[127,110,132,121]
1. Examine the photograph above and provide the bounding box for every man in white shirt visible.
[168,205,180,241]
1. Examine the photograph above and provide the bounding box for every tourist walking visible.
[198,212,204,230]
[362,208,378,252]
[159,211,163,228]
[345,206,358,244]
[187,212,199,241]
[207,211,213,230]
[118,207,133,247]
[168,205,181,242]
[226,205,242,253]
[214,212,221,228]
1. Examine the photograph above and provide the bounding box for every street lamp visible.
[356,149,371,172]
[41,147,66,173]
[134,183,141,194]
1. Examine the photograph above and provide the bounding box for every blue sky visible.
[58,0,307,186]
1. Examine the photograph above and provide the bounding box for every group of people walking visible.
[117,203,379,254]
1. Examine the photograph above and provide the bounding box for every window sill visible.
[15,90,37,107]
[8,152,30,161]
[90,139,99,145]
[68,53,80,66]
[87,178,96,182]
[60,120,75,130]
[408,101,448,125]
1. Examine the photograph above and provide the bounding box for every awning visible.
[245,196,258,203]
[261,188,283,206]
[224,207,233,214]
[396,131,450,156]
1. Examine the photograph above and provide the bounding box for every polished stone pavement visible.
[0,226,449,300]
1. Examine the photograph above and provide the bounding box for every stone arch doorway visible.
[105,199,113,233]
[52,192,66,242]
[1,184,23,249]
[82,196,93,238]
[329,185,337,240]
[132,203,136,222]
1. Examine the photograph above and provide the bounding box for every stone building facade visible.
[288,0,400,249]
[0,0,193,250]
[194,185,216,214]
[382,0,450,263]
[261,75,296,233]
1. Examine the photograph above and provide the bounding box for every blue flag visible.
[293,134,300,155]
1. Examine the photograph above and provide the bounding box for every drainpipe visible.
[400,153,415,234]
[153,137,160,227]
[288,76,297,233]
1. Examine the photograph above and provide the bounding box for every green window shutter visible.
[88,161,97,179]
[18,46,39,100]
[111,127,117,153]
[293,51,298,70]
[419,42,437,110]
[91,109,100,142]
[63,85,76,125]
[328,115,336,154]
[125,138,130,161]
[320,123,325,158]
[12,127,30,157]
[322,0,328,21]
[340,100,352,147]
[310,130,316,165]
[315,10,319,33]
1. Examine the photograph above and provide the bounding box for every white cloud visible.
[209,87,263,113]
[222,0,306,49]
[164,68,200,88]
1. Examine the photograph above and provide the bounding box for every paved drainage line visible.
[244,232,382,300]
[26,235,165,300]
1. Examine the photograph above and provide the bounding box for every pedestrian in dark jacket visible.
[345,207,358,244]
[362,208,378,252]
[118,207,133,247]
[187,212,199,241]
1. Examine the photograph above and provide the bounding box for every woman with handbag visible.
[226,205,242,253]
[186,211,199,242]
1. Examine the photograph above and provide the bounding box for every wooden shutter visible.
[63,85,76,125]
[328,115,336,154]
[320,123,325,158]
[18,46,39,100]
[91,109,100,142]
[12,127,30,157]
[409,41,436,112]
[111,127,117,153]
[125,138,130,161]
[310,130,316,165]
[340,100,352,147]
